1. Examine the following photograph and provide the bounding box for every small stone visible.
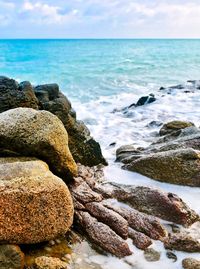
[144,248,161,262]
[0,244,25,269]
[166,251,177,262]
[34,256,68,269]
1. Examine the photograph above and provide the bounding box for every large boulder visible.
[0,76,38,112]
[0,76,106,167]
[34,83,107,166]
[0,108,77,180]
[123,148,200,187]
[0,157,74,244]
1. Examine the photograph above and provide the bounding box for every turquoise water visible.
[0,39,200,102]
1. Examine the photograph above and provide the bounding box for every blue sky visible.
[0,0,200,38]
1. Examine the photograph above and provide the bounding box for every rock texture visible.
[0,244,25,269]
[182,258,200,269]
[0,157,74,244]
[124,148,200,187]
[34,256,68,269]
[0,77,106,166]
[0,107,77,179]
[159,120,195,136]
[68,165,199,257]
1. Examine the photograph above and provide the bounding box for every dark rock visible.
[147,120,163,128]
[136,94,156,106]
[109,142,116,147]
[0,76,38,112]
[0,244,25,269]
[123,148,200,187]
[182,258,200,269]
[166,251,177,262]
[144,248,161,262]
[165,232,200,252]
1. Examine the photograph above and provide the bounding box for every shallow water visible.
[1,39,200,268]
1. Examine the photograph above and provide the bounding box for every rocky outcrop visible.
[124,148,200,187]
[0,76,39,112]
[0,76,106,167]
[159,120,195,136]
[0,157,73,244]
[0,108,77,179]
[182,258,200,269]
[0,244,25,269]
[118,120,200,186]
[68,165,199,257]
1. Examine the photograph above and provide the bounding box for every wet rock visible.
[165,232,200,252]
[34,83,106,167]
[124,148,200,187]
[159,120,195,136]
[147,120,163,128]
[128,228,152,250]
[75,211,132,258]
[116,145,141,162]
[166,251,177,262]
[0,157,73,244]
[136,94,156,106]
[182,258,200,269]
[144,248,161,262]
[0,108,77,179]
[0,76,38,113]
[34,256,68,269]
[96,182,199,226]
[0,244,25,269]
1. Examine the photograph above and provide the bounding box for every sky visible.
[0,0,200,38]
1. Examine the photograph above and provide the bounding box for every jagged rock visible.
[0,108,77,179]
[144,248,161,262]
[0,244,25,269]
[34,83,106,166]
[164,232,200,252]
[34,256,68,269]
[95,182,199,226]
[159,121,195,136]
[182,258,200,269]
[0,157,73,244]
[75,211,132,258]
[124,148,200,187]
[0,76,39,113]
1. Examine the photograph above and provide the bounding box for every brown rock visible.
[165,233,200,252]
[144,248,161,262]
[182,258,200,269]
[34,256,68,269]
[75,211,132,258]
[0,157,73,244]
[159,120,195,136]
[128,228,152,250]
[0,244,25,269]
[124,148,200,187]
[0,108,77,179]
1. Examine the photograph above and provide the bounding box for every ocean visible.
[1,39,200,269]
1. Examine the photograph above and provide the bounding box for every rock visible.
[144,248,161,262]
[182,258,200,269]
[0,157,73,244]
[128,228,152,250]
[159,121,195,136]
[34,256,68,269]
[0,76,38,112]
[0,244,25,269]
[136,94,156,106]
[0,108,77,179]
[34,83,106,167]
[164,232,200,252]
[124,148,200,187]
[75,211,132,258]
[116,145,141,162]
[166,251,177,262]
